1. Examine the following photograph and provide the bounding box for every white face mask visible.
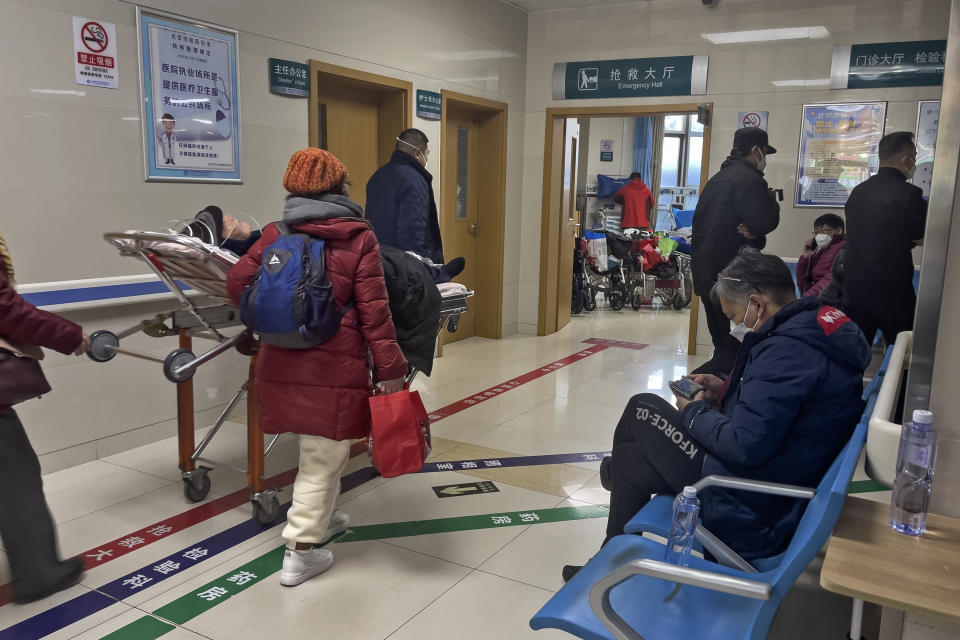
[729,304,761,342]
[814,233,832,250]
[905,158,916,180]
[397,137,427,164]
[755,147,767,173]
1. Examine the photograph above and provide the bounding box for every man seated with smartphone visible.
[562,249,870,582]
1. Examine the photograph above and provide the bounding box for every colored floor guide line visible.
[100,505,611,640]
[0,467,382,640]
[847,479,890,494]
[425,343,616,421]
[0,340,618,608]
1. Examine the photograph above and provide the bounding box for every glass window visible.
[686,136,703,187]
[456,128,469,220]
[664,115,686,133]
[689,114,704,134]
[660,135,681,206]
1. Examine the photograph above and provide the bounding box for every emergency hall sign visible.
[73,17,118,89]
[553,55,708,99]
[137,8,242,183]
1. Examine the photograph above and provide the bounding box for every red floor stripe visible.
[0,339,625,607]
[426,344,611,420]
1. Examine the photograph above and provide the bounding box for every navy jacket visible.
[365,151,444,266]
[680,297,870,559]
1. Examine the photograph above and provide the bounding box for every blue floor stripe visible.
[0,466,378,639]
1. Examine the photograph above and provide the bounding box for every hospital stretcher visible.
[87,230,472,523]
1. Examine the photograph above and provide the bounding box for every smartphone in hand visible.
[669,378,706,400]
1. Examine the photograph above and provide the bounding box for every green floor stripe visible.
[100,505,609,639]
[338,504,610,543]
[101,614,174,640]
[848,479,890,494]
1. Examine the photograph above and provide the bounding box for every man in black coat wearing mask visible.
[691,128,781,375]
[843,131,927,345]
[365,128,464,282]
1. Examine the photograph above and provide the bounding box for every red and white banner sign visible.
[73,16,118,89]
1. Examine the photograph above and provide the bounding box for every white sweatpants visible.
[282,435,352,547]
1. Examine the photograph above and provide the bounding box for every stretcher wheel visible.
[87,330,119,363]
[447,314,461,333]
[608,290,626,311]
[235,330,259,356]
[183,470,211,503]
[572,288,584,315]
[584,291,597,311]
[253,494,281,524]
[164,349,197,383]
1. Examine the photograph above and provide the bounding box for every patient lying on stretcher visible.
[184,205,262,257]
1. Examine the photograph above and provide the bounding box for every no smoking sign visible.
[73,16,118,89]
[738,110,769,131]
[81,21,109,52]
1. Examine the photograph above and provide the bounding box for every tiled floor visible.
[0,304,889,639]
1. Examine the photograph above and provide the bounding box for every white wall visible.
[583,116,636,186]
[519,0,948,333]
[1,0,527,470]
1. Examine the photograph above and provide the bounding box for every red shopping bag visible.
[367,389,432,478]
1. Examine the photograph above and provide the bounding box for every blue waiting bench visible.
[530,350,890,640]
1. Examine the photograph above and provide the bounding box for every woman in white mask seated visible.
[796,213,845,297]
[562,249,869,583]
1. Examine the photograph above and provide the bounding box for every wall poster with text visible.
[137,7,242,182]
[914,101,940,199]
[796,103,886,208]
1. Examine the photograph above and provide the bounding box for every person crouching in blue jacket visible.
[562,248,870,582]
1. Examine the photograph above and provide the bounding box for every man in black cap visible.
[690,127,781,375]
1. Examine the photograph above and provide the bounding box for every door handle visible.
[469,223,479,237]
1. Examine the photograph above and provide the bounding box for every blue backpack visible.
[240,224,350,349]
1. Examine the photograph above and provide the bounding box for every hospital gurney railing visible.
[405,286,474,383]
[87,231,281,523]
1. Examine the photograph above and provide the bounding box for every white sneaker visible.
[280,547,334,587]
[321,510,350,543]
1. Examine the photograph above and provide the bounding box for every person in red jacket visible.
[613,172,655,231]
[227,148,407,587]
[0,235,91,603]
[796,213,846,297]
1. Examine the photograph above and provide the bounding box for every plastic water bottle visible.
[665,486,700,565]
[890,410,938,536]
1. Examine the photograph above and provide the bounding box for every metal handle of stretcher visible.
[104,232,230,340]
[405,290,474,384]
[104,230,220,256]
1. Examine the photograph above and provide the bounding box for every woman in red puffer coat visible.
[227,148,406,588]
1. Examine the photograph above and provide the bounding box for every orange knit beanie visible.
[283,148,347,195]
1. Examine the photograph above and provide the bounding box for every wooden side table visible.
[821,496,960,630]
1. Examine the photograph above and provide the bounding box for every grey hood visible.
[283,194,365,225]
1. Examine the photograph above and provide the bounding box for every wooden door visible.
[314,83,380,208]
[556,118,580,331]
[442,105,480,342]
